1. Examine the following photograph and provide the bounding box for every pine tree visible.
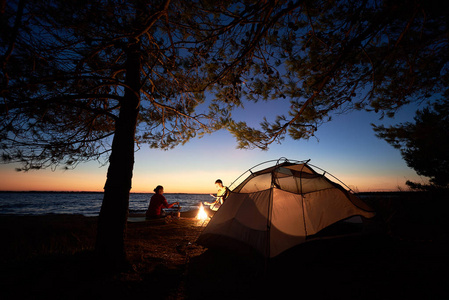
[374,101,449,190]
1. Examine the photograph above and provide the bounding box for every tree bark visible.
[95,41,141,268]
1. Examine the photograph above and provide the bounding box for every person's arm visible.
[216,187,226,203]
[206,193,217,205]
[161,196,171,208]
[167,202,179,208]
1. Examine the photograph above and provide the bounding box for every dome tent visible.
[197,158,375,258]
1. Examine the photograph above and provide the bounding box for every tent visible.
[197,158,375,258]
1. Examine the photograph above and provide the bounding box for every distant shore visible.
[0,190,432,194]
[0,190,209,194]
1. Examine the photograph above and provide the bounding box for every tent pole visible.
[300,163,308,237]
[265,186,274,274]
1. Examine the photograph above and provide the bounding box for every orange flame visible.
[196,203,208,220]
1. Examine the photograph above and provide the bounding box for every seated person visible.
[205,179,229,211]
[146,185,179,219]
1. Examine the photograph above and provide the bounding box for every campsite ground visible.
[1,192,448,299]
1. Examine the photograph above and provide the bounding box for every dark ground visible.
[1,192,448,299]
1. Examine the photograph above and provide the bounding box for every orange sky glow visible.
[0,105,424,194]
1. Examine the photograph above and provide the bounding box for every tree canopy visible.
[226,0,449,149]
[1,0,229,171]
[2,0,448,168]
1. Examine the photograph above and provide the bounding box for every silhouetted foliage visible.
[374,101,449,190]
[0,0,233,171]
[227,0,449,149]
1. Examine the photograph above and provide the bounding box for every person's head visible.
[215,179,223,188]
[154,185,164,194]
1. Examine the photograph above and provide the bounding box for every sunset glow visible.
[0,107,423,194]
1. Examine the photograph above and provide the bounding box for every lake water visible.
[0,192,212,217]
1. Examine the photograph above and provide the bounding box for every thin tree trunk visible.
[95,41,141,268]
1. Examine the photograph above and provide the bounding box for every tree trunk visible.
[95,41,141,268]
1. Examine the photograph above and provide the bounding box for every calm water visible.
[0,192,212,217]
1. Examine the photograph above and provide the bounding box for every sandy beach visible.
[1,196,448,299]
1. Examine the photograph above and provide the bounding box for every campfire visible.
[196,203,208,220]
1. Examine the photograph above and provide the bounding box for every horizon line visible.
[0,189,415,194]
